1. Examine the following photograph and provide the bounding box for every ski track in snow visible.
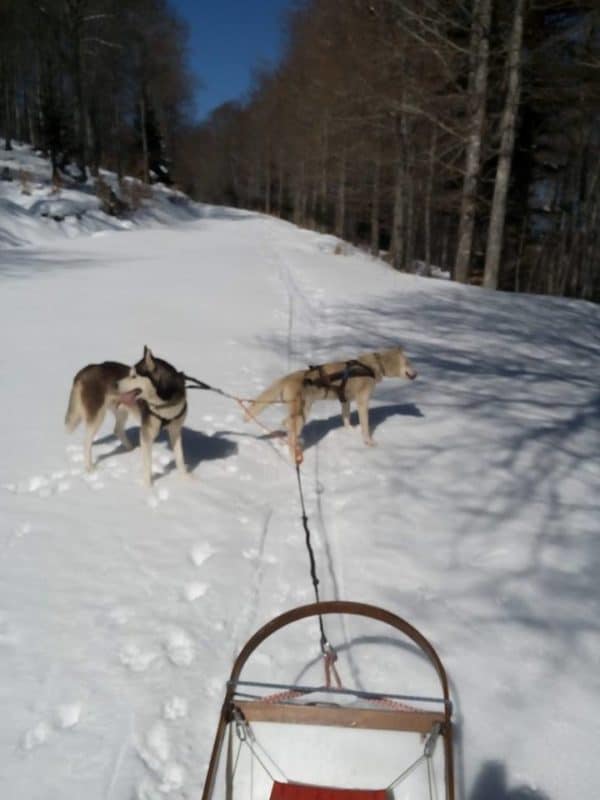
[262,224,341,600]
[261,224,368,691]
[263,225,327,366]
[264,225,369,656]
[230,508,275,659]
[265,225,372,700]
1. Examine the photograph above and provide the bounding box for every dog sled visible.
[201,601,454,800]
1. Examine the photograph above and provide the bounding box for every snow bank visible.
[0,143,201,250]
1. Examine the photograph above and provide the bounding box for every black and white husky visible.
[65,347,188,486]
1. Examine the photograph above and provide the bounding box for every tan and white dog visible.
[244,347,417,461]
[65,347,188,485]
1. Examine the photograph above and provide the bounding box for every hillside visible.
[0,144,199,249]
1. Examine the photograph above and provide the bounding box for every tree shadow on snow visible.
[0,249,102,280]
[255,285,597,800]
[256,287,600,644]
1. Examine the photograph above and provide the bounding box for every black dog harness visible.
[302,359,376,403]
[146,401,187,429]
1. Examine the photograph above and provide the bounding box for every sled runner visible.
[201,601,455,800]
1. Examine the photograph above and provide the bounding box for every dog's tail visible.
[64,383,82,432]
[244,378,286,421]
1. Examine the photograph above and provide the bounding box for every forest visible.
[1,0,599,299]
[0,0,192,184]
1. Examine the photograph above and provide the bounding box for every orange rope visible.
[324,650,343,689]
[235,397,304,464]
[234,398,279,438]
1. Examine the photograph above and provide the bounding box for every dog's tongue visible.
[118,390,139,408]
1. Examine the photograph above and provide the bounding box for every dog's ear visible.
[143,346,156,371]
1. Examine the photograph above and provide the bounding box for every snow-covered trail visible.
[1,210,599,800]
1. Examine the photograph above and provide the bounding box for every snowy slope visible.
[0,175,599,800]
[0,143,200,249]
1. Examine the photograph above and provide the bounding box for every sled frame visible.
[200,601,455,800]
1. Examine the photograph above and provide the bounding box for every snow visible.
[1,146,599,800]
[0,143,200,251]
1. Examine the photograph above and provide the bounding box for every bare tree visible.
[483,0,526,289]
[454,0,492,283]
[179,0,598,302]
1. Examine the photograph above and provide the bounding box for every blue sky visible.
[170,0,293,121]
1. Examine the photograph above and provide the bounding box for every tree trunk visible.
[293,162,305,226]
[454,0,492,283]
[514,214,527,293]
[88,107,101,177]
[319,118,329,230]
[582,197,599,299]
[307,186,318,229]
[483,0,525,290]
[3,54,13,150]
[370,153,380,256]
[424,128,438,271]
[405,171,416,271]
[27,87,36,147]
[334,154,346,238]
[70,2,87,182]
[14,71,22,142]
[264,151,271,214]
[114,97,123,182]
[391,161,404,270]
[4,80,12,150]
[441,216,450,273]
[276,153,284,217]
[139,91,150,183]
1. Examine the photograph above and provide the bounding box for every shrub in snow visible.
[49,173,62,196]
[334,241,352,255]
[414,260,450,280]
[95,176,129,217]
[18,169,32,195]
[121,178,153,211]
